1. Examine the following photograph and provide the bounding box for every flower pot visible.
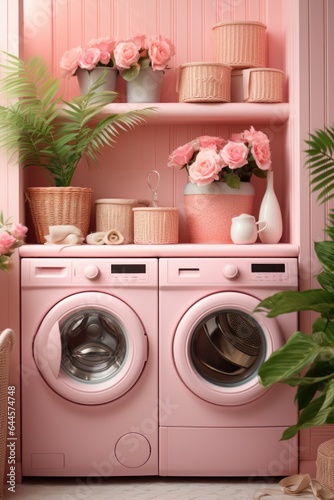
[76,67,117,95]
[183,181,255,243]
[25,187,93,244]
[126,67,163,103]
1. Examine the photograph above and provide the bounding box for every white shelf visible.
[100,102,289,125]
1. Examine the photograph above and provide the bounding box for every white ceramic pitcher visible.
[230,213,267,245]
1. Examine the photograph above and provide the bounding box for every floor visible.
[2,476,316,500]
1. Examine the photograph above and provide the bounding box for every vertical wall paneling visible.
[0,0,22,483]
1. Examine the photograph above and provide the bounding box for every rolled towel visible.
[86,232,106,245]
[44,225,84,245]
[103,229,125,245]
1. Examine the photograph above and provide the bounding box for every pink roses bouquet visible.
[168,127,272,188]
[113,34,175,81]
[60,37,117,77]
[0,213,28,272]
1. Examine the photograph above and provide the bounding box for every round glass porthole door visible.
[173,292,284,406]
[34,292,147,405]
[60,309,127,383]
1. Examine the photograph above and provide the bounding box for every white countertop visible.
[19,243,300,258]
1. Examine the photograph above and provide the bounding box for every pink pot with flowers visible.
[168,128,272,243]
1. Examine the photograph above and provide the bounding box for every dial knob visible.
[84,265,100,280]
[222,264,239,280]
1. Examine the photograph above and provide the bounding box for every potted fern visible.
[0,53,154,243]
[255,125,334,441]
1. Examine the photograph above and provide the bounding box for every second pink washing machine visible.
[159,257,299,477]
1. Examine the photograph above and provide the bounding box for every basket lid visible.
[212,20,267,30]
[133,207,179,212]
[179,62,232,69]
[95,198,148,205]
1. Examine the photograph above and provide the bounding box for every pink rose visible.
[131,34,148,51]
[0,231,15,255]
[221,141,248,169]
[148,35,175,71]
[243,126,269,145]
[78,47,101,70]
[251,141,272,170]
[197,135,226,150]
[114,41,141,69]
[188,149,223,186]
[87,37,117,54]
[168,143,195,169]
[10,223,28,240]
[60,46,82,77]
[98,51,111,66]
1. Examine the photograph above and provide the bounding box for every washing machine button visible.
[222,264,239,280]
[84,265,100,280]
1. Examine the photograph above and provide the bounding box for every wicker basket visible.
[95,199,148,244]
[316,439,334,492]
[133,207,179,244]
[231,68,284,103]
[25,187,93,244]
[178,62,231,103]
[212,21,267,69]
[0,329,15,500]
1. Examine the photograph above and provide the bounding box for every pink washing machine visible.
[159,257,299,477]
[21,258,158,477]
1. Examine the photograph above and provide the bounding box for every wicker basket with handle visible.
[178,62,231,103]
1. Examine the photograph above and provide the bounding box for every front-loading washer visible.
[21,257,158,477]
[159,257,299,477]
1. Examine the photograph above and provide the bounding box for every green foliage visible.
[0,53,155,186]
[255,125,334,439]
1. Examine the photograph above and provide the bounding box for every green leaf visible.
[258,332,322,387]
[255,289,334,317]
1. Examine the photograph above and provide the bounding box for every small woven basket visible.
[212,21,267,69]
[95,199,148,244]
[231,68,284,103]
[178,62,231,103]
[133,207,179,244]
[25,187,93,244]
[0,329,15,500]
[316,439,334,492]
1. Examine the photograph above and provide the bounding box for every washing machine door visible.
[34,292,147,405]
[173,291,283,406]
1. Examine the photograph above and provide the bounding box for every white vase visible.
[183,181,255,243]
[126,67,163,103]
[258,170,283,244]
[76,67,118,95]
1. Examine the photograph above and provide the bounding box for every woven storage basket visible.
[95,199,148,244]
[25,187,93,244]
[316,439,334,492]
[178,62,231,103]
[0,329,15,500]
[231,68,284,103]
[212,21,267,69]
[133,207,179,244]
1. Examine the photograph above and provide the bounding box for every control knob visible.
[84,265,100,280]
[222,264,239,280]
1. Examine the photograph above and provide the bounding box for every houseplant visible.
[114,34,175,102]
[255,125,334,440]
[168,129,271,243]
[0,53,154,242]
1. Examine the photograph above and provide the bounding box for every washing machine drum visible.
[173,292,284,406]
[33,292,147,405]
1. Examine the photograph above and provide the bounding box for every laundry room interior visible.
[1,0,334,498]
